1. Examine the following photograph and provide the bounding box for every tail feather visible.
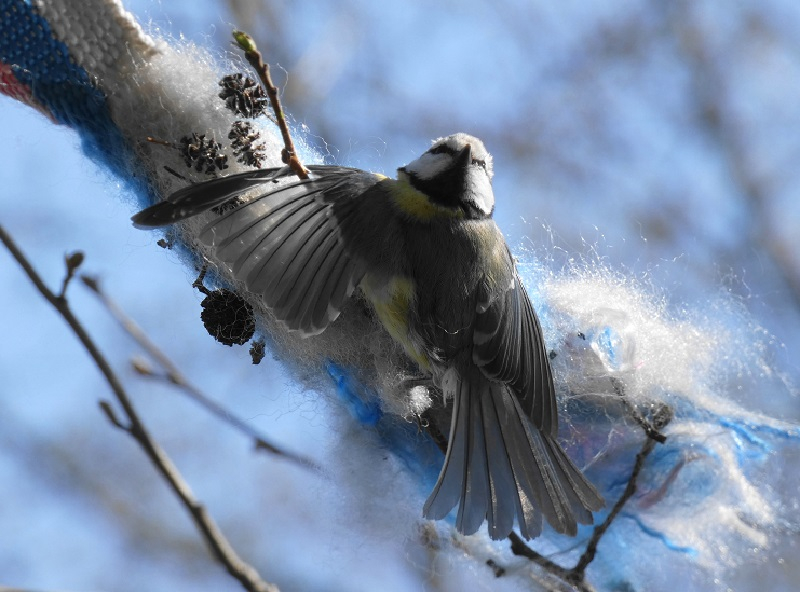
[541,434,605,520]
[479,384,520,538]
[423,375,469,521]
[457,378,491,535]
[502,387,574,535]
[424,365,603,540]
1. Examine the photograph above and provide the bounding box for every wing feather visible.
[133,166,380,336]
[473,267,558,436]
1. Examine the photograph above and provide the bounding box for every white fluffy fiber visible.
[521,256,798,587]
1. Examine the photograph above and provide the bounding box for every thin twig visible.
[610,377,668,443]
[99,399,129,430]
[192,263,213,295]
[59,251,84,298]
[508,533,595,592]
[80,274,318,471]
[163,165,188,181]
[146,136,175,148]
[568,392,672,584]
[232,30,309,179]
[0,224,278,592]
[507,379,674,589]
[508,430,660,590]
[567,435,657,584]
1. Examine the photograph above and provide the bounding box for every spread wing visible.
[133,166,382,336]
[472,258,558,436]
[132,166,360,226]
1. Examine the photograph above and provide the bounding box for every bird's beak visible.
[456,143,472,168]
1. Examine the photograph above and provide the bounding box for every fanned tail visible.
[423,365,603,540]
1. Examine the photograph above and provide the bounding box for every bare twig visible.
[232,30,309,179]
[506,379,674,589]
[507,432,660,591]
[567,436,656,584]
[99,399,129,430]
[0,224,278,592]
[508,533,595,592]
[611,377,668,443]
[567,401,671,584]
[192,263,212,295]
[59,250,84,298]
[80,274,318,471]
[163,165,188,181]
[146,136,175,148]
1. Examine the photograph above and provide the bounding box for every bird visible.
[133,132,603,540]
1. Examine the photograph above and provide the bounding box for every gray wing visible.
[132,166,359,226]
[133,166,380,336]
[472,256,558,436]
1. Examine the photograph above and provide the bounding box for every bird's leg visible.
[399,376,449,454]
[419,408,449,455]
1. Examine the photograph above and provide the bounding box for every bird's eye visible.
[473,158,487,169]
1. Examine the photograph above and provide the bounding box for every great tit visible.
[133,133,603,540]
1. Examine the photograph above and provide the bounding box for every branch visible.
[567,435,656,584]
[81,274,318,470]
[611,377,668,443]
[506,432,660,591]
[508,533,595,592]
[232,30,309,179]
[0,224,278,592]
[507,381,674,589]
[567,399,672,584]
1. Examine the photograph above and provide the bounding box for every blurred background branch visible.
[0,225,278,592]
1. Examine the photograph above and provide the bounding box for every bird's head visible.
[398,133,495,219]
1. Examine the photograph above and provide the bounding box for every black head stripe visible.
[429,143,454,156]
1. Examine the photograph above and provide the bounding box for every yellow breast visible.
[390,175,464,221]
[360,274,430,371]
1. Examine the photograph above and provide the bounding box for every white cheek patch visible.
[403,152,451,180]
[465,170,495,215]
